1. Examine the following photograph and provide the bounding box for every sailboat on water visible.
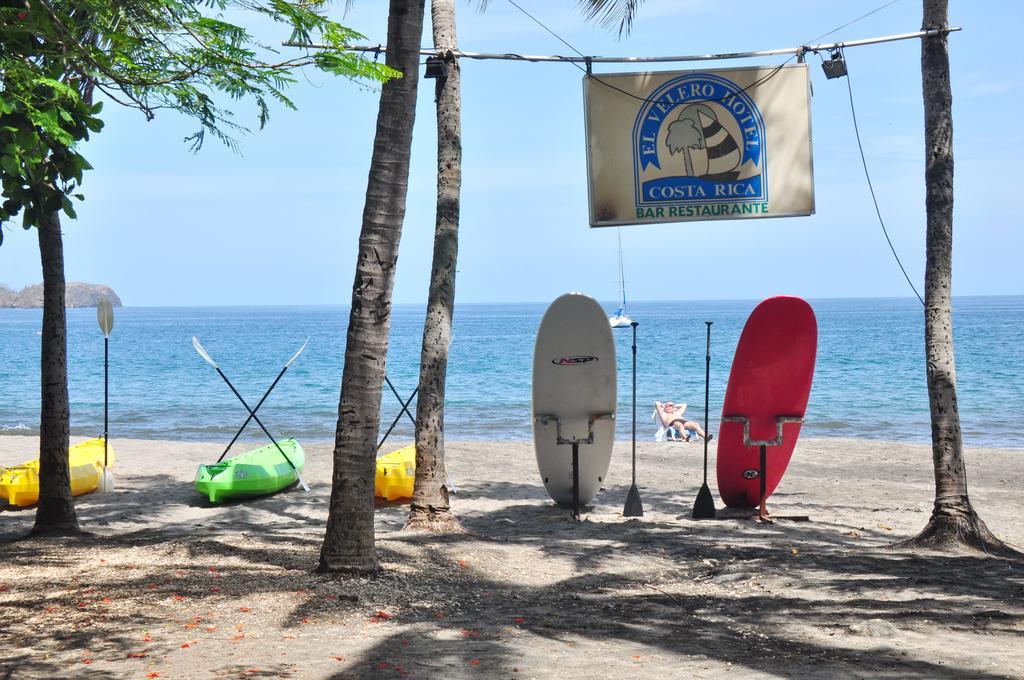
[608,228,632,328]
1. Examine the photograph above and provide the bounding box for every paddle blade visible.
[623,484,644,517]
[98,467,116,494]
[97,299,114,338]
[297,473,311,492]
[192,336,218,369]
[285,337,310,368]
[692,482,717,519]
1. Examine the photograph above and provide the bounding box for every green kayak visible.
[195,439,305,503]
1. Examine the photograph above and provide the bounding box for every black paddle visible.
[692,321,716,519]
[377,377,417,451]
[623,321,643,517]
[192,337,310,491]
[378,336,453,451]
[215,338,308,463]
[385,376,417,427]
[97,299,115,493]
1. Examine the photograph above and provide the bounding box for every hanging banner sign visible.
[584,64,814,227]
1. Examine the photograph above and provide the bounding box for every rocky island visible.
[0,282,122,308]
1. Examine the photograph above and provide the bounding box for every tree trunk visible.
[318,0,425,574]
[31,209,79,536]
[405,0,465,534]
[895,0,1014,556]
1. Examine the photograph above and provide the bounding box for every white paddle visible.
[97,299,115,493]
[192,337,310,491]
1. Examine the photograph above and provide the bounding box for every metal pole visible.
[103,337,109,468]
[703,322,711,478]
[571,441,580,521]
[623,321,643,517]
[631,322,637,485]
[285,28,960,64]
[759,444,768,521]
[692,322,716,519]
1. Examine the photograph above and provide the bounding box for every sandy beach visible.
[1,435,1022,679]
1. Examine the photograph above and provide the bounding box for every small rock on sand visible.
[849,619,898,636]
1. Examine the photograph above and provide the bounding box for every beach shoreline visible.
[2,435,1022,678]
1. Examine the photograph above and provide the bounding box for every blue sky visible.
[1,0,1021,306]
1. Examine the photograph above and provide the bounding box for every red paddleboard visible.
[716,296,817,508]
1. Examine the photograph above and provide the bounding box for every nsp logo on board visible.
[551,356,598,366]
[633,73,766,219]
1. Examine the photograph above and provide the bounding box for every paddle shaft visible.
[377,378,417,451]
[217,362,292,463]
[759,444,768,520]
[703,321,712,482]
[572,441,580,521]
[386,375,417,426]
[104,337,109,468]
[622,321,644,518]
[631,321,638,485]
[378,334,449,449]
[214,366,300,474]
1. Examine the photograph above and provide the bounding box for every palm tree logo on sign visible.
[632,72,767,220]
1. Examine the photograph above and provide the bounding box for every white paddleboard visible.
[532,293,617,507]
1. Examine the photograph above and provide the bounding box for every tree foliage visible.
[1,0,396,536]
[0,0,397,241]
[574,0,646,36]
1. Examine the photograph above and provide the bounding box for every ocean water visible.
[0,297,1021,450]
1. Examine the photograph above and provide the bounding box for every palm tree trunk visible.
[318,0,425,574]
[895,0,1013,555]
[405,0,464,534]
[31,208,79,536]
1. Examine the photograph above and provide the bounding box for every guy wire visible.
[504,0,923,304]
[504,0,786,105]
[843,48,925,305]
[503,0,903,109]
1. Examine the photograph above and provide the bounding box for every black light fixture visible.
[821,50,848,79]
[425,55,447,79]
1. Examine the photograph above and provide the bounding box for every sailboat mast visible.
[617,228,627,310]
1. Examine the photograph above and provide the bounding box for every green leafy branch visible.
[0,0,398,238]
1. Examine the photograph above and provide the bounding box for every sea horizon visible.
[2,296,1022,450]
[35,292,1024,309]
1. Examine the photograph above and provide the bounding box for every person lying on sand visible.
[654,401,710,442]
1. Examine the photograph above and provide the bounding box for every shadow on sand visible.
[1,474,1021,678]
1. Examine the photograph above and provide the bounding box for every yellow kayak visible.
[375,445,415,501]
[0,438,114,508]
